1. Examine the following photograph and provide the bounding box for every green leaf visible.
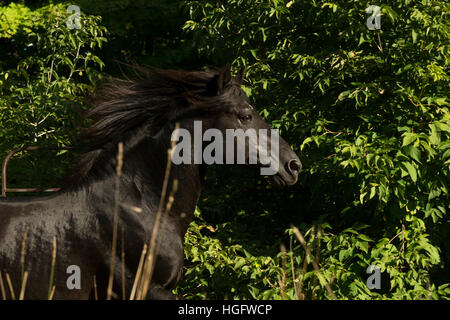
[404,145,421,163]
[402,162,417,182]
[357,234,373,242]
[412,29,418,43]
[339,249,352,261]
[402,132,417,147]
[428,123,441,145]
[369,186,377,199]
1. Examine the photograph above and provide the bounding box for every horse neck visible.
[114,128,205,233]
[69,124,204,235]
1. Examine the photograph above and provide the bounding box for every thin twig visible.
[20,227,29,284]
[401,224,406,254]
[93,276,98,301]
[388,231,403,244]
[5,273,15,300]
[48,286,56,300]
[129,244,147,300]
[146,178,179,286]
[312,226,322,300]
[0,272,7,300]
[289,236,299,300]
[67,43,81,83]
[121,227,126,300]
[136,124,179,300]
[137,178,179,299]
[19,271,29,300]
[45,44,57,96]
[107,142,124,300]
[377,31,383,52]
[426,277,432,300]
[48,236,57,299]
[278,244,287,300]
[264,277,277,290]
[298,253,308,300]
[120,203,143,213]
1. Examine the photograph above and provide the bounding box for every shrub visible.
[179,0,450,299]
[0,3,106,188]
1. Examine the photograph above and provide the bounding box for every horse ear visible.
[211,63,232,95]
[235,66,245,85]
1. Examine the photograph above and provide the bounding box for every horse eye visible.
[239,114,252,122]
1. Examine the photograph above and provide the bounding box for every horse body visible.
[0,65,301,299]
[0,192,97,299]
[0,128,200,299]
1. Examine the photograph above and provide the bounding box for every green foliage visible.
[175,207,286,300]
[179,0,450,299]
[69,0,200,71]
[176,208,450,299]
[0,2,106,187]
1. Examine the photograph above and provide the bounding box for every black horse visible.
[0,65,301,299]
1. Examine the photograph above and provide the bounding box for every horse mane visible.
[64,65,235,189]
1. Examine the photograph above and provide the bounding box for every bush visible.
[0,2,106,188]
[178,0,450,299]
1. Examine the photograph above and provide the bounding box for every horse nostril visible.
[288,159,302,174]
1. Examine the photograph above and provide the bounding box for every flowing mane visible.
[65,66,231,188]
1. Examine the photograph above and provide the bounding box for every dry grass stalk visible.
[311,226,322,300]
[121,227,126,300]
[136,177,179,300]
[107,142,124,300]
[5,273,15,300]
[143,178,178,288]
[120,203,143,213]
[278,244,287,299]
[48,236,57,299]
[291,225,337,300]
[129,244,148,300]
[135,123,179,300]
[48,286,56,300]
[298,254,308,300]
[19,271,29,300]
[20,227,29,283]
[289,236,301,300]
[93,276,98,300]
[264,277,277,290]
[0,272,7,300]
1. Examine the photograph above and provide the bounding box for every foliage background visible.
[0,0,449,299]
